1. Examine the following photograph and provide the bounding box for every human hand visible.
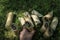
[20,27,35,40]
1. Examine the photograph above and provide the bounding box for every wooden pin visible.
[5,12,14,29]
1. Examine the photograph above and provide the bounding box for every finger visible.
[30,28,35,34]
[20,28,28,34]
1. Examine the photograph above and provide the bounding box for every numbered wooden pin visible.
[50,17,58,31]
[31,10,43,17]
[18,17,25,26]
[31,15,41,26]
[40,17,50,33]
[5,12,14,29]
[23,12,34,27]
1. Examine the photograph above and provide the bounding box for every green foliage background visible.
[0,0,60,40]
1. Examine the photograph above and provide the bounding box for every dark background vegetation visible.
[0,0,60,40]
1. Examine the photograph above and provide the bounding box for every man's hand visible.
[20,27,35,40]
